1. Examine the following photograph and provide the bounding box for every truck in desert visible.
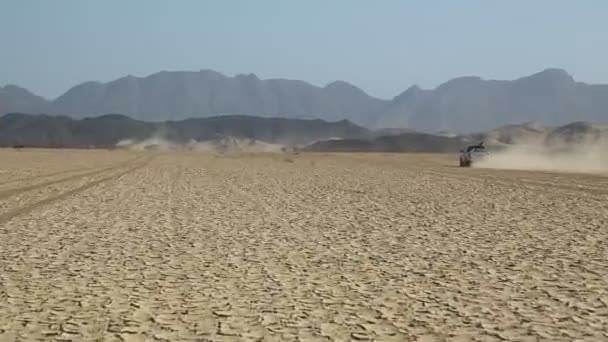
[459,142,488,167]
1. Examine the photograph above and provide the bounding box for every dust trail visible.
[116,128,179,151]
[474,143,608,175]
[116,136,285,153]
[116,136,179,151]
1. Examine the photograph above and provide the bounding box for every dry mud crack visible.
[0,151,607,341]
[0,156,152,225]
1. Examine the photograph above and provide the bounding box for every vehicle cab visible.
[459,142,488,167]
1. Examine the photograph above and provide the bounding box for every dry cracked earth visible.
[0,149,607,341]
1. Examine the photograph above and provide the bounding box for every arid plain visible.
[0,149,607,341]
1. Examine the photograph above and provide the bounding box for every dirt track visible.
[0,150,607,341]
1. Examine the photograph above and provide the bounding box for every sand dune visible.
[0,150,607,341]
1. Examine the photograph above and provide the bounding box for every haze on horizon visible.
[1,0,607,99]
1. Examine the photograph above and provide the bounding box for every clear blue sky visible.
[1,0,606,99]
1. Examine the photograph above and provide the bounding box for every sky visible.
[1,0,607,99]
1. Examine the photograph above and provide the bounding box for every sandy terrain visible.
[0,149,607,341]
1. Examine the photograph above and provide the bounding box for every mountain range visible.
[2,113,606,154]
[0,113,368,148]
[2,68,607,132]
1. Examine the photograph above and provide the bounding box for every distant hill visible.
[545,121,608,146]
[2,113,607,153]
[466,120,608,148]
[466,121,548,146]
[2,68,608,132]
[376,69,608,132]
[0,113,370,148]
[304,121,608,153]
[0,85,48,115]
[304,132,466,153]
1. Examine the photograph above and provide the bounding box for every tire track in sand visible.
[0,156,153,225]
[0,155,145,201]
[0,165,98,187]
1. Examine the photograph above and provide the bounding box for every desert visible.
[3,1,608,340]
[0,149,607,341]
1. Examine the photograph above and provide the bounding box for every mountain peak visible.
[2,84,25,91]
[1,84,40,96]
[539,68,570,76]
[235,73,259,81]
[325,80,358,89]
[437,76,483,90]
[0,84,50,115]
[141,69,227,81]
[392,85,423,102]
[325,80,348,87]
[324,81,368,97]
[403,85,423,96]
[523,68,574,83]
[405,85,421,92]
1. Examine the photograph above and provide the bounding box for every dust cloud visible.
[116,136,285,153]
[116,137,178,151]
[116,129,178,151]
[474,143,608,175]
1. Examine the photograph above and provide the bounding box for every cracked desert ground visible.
[1,149,607,342]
